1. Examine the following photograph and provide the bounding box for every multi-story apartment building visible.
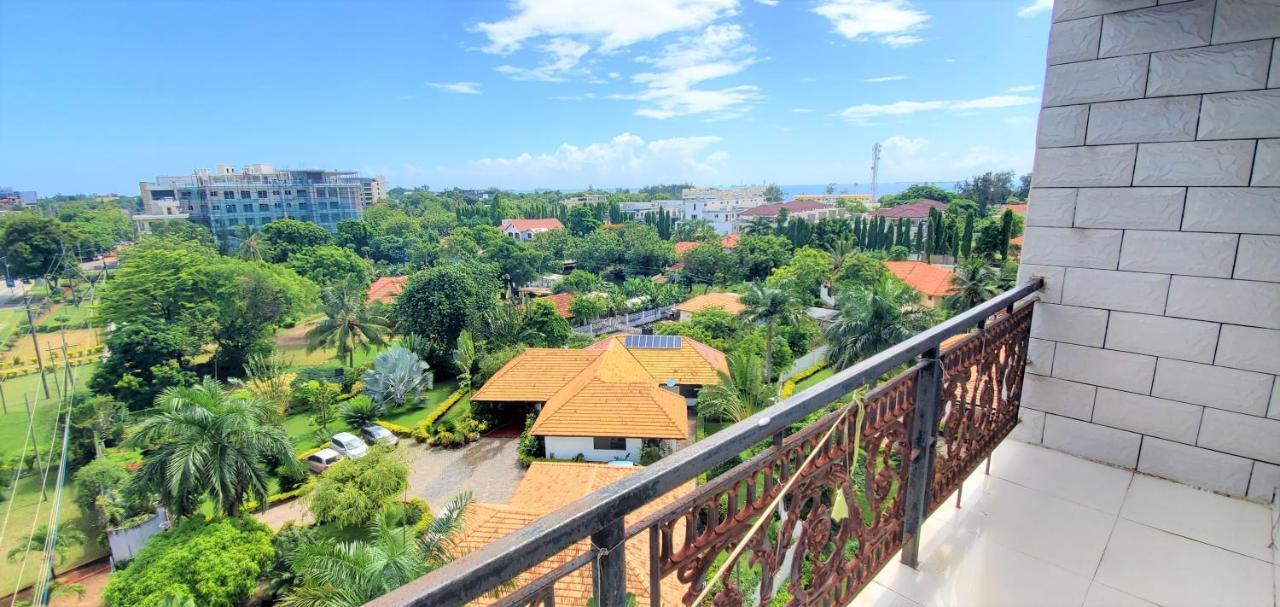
[680,187,768,234]
[360,175,387,206]
[558,193,608,206]
[0,188,37,208]
[139,164,369,236]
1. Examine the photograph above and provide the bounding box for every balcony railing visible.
[369,278,1042,607]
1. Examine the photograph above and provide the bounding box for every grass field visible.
[0,475,106,595]
[4,329,101,369]
[282,379,459,451]
[0,307,28,346]
[793,366,835,393]
[273,316,384,369]
[0,366,98,462]
[37,302,99,331]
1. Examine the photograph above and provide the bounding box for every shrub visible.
[340,396,388,429]
[516,412,543,468]
[474,344,525,387]
[309,447,408,528]
[101,516,273,607]
[374,420,413,436]
[266,477,315,505]
[779,358,828,399]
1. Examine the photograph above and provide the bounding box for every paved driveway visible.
[258,436,524,530]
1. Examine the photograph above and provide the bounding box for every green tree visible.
[90,319,199,411]
[74,457,145,530]
[235,229,266,262]
[128,379,299,517]
[363,346,432,409]
[98,238,217,328]
[0,213,75,280]
[148,220,216,249]
[308,448,408,528]
[680,242,735,287]
[765,246,830,303]
[260,218,332,262]
[569,292,608,325]
[736,234,793,282]
[522,299,571,347]
[206,259,316,375]
[453,330,477,391]
[878,183,954,207]
[297,380,343,435]
[696,350,772,425]
[393,264,499,371]
[825,276,936,369]
[570,229,623,273]
[7,524,86,565]
[567,206,601,236]
[102,516,274,607]
[741,282,802,379]
[945,260,1001,313]
[282,494,471,607]
[956,170,1016,214]
[307,288,392,368]
[286,245,373,292]
[620,223,677,276]
[763,183,784,202]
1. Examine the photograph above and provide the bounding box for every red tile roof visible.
[885,261,956,298]
[868,199,948,219]
[365,275,409,304]
[721,233,740,248]
[674,241,700,256]
[1004,204,1028,216]
[738,200,838,217]
[543,292,575,319]
[501,218,564,232]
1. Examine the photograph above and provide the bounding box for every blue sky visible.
[0,0,1054,195]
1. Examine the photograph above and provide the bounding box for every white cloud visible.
[1017,0,1053,17]
[495,37,591,81]
[617,24,761,119]
[791,108,815,113]
[840,94,1038,124]
[474,0,739,54]
[435,132,728,188]
[812,0,929,46]
[1006,84,1038,93]
[756,0,779,5]
[425,81,481,94]
[944,57,956,63]
[865,74,907,83]
[875,136,1033,181]
[882,135,927,155]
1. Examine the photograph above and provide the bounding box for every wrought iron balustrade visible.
[368,278,1042,607]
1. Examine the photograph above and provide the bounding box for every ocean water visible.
[780,181,959,199]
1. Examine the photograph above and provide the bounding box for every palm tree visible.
[307,288,391,368]
[234,225,265,262]
[743,217,774,236]
[741,283,802,379]
[697,350,773,425]
[282,493,472,607]
[6,525,86,564]
[944,260,1001,313]
[453,330,477,392]
[128,379,299,517]
[825,276,936,370]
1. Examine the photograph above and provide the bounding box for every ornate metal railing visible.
[368,279,1040,607]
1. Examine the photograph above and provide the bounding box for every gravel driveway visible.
[258,436,524,530]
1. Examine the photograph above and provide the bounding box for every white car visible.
[330,432,370,459]
[304,448,342,474]
[360,424,398,447]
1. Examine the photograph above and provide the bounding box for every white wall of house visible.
[544,436,643,463]
[1018,0,1280,502]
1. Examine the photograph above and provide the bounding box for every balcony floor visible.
[854,440,1279,607]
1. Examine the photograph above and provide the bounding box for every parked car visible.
[330,432,369,458]
[305,448,342,474]
[361,424,398,447]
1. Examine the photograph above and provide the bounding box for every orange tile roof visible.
[721,233,740,248]
[1004,204,1028,216]
[543,292,575,318]
[472,348,607,402]
[885,261,957,299]
[586,334,727,384]
[458,463,695,607]
[1010,235,1024,246]
[365,275,409,304]
[675,292,745,316]
[674,241,699,256]
[532,377,686,439]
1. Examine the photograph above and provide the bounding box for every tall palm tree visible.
[282,493,472,607]
[307,288,391,367]
[6,525,86,564]
[697,350,773,425]
[825,276,936,370]
[128,379,299,517]
[235,225,265,262]
[741,282,802,379]
[944,260,1001,313]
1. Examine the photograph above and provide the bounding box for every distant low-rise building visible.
[681,187,768,234]
[499,218,564,241]
[139,164,369,237]
[866,199,948,226]
[0,188,37,208]
[885,261,956,308]
[366,275,409,304]
[559,194,607,206]
[675,292,745,321]
[737,200,847,228]
[792,193,872,206]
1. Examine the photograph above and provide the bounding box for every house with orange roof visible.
[500,218,565,241]
[1004,203,1027,217]
[458,462,695,606]
[674,292,745,321]
[884,261,956,308]
[472,334,726,462]
[365,275,408,304]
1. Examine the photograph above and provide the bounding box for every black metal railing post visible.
[900,346,943,568]
[592,517,627,607]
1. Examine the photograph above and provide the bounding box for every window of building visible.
[297,189,309,197]
[274,202,282,209]
[593,437,627,451]
[272,190,281,196]
[257,190,267,199]
[223,191,235,199]
[228,218,240,225]
[259,204,269,212]
[224,205,235,213]
[240,191,251,199]
[180,191,191,199]
[299,202,309,210]
[284,190,292,195]
[242,204,253,212]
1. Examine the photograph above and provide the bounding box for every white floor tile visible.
[847,581,923,607]
[989,439,1133,514]
[875,529,1091,607]
[1094,519,1274,607]
[958,476,1117,576]
[1120,474,1274,562]
[1082,582,1159,607]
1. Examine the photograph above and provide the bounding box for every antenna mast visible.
[870,142,882,205]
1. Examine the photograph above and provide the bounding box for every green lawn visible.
[0,365,98,461]
[37,301,99,330]
[793,366,836,393]
[0,471,107,594]
[0,307,28,345]
[282,379,459,452]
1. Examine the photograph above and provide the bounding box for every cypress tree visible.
[961,213,975,259]
[999,209,1014,261]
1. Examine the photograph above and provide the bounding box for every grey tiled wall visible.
[1017,0,1280,501]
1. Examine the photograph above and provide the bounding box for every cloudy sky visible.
[0,0,1054,194]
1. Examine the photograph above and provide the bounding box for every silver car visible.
[330,432,370,459]
[304,448,342,474]
[360,424,399,447]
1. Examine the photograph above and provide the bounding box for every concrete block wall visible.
[1018,0,1280,501]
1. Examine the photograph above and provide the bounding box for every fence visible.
[571,305,677,336]
[368,279,1040,607]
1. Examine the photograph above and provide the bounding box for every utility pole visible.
[870,142,882,205]
[24,298,49,398]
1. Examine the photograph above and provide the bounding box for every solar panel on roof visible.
[624,335,682,349]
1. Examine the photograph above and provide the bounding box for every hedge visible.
[779,358,828,399]
[266,477,316,505]
[374,420,414,437]
[297,446,325,461]
[412,389,468,443]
